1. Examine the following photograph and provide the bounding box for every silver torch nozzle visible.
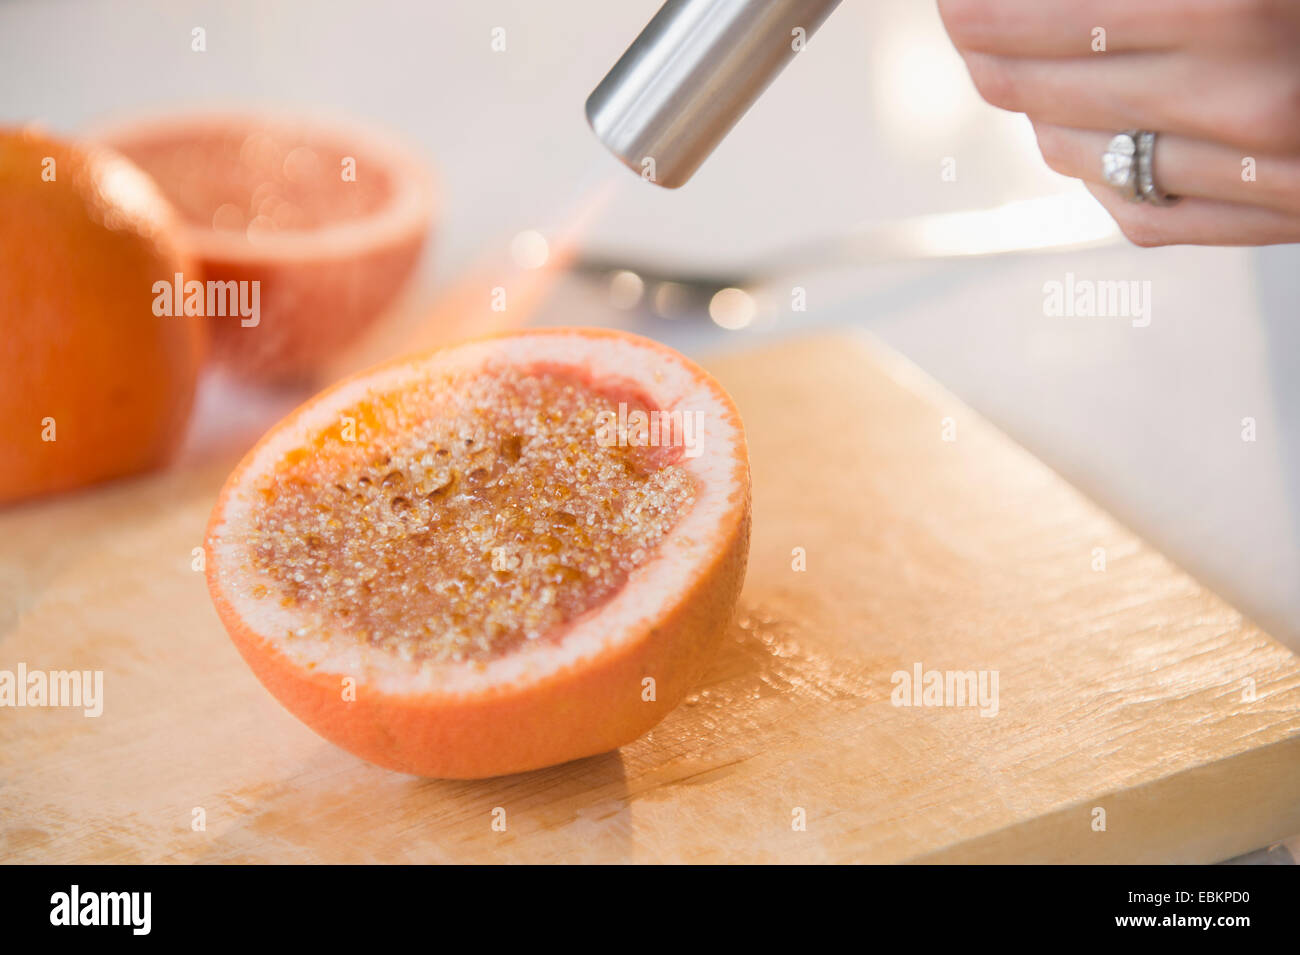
[585,0,843,189]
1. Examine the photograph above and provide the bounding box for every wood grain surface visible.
[2,331,1298,863]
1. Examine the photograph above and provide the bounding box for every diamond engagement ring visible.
[1103,129,1180,205]
[1102,130,1141,202]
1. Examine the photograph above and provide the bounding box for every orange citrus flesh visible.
[0,127,205,504]
[206,328,750,779]
[247,368,696,663]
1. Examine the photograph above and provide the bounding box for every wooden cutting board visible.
[3,331,1298,864]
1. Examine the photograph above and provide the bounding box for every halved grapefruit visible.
[0,127,205,504]
[204,328,751,778]
[97,110,435,384]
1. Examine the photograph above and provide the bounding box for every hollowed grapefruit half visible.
[205,328,751,778]
[97,110,435,384]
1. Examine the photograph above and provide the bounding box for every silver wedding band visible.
[1102,129,1179,205]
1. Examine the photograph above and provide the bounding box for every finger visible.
[938,0,1184,57]
[963,52,1300,153]
[1082,181,1300,246]
[939,0,1300,57]
[1034,123,1300,215]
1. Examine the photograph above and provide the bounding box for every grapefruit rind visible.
[0,127,205,503]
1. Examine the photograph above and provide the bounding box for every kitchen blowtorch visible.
[585,0,843,189]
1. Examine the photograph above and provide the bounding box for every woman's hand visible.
[937,0,1300,246]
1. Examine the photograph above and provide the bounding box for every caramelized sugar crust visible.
[245,367,696,663]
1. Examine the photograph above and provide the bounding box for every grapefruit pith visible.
[98,110,435,384]
[205,328,751,778]
[0,127,205,504]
